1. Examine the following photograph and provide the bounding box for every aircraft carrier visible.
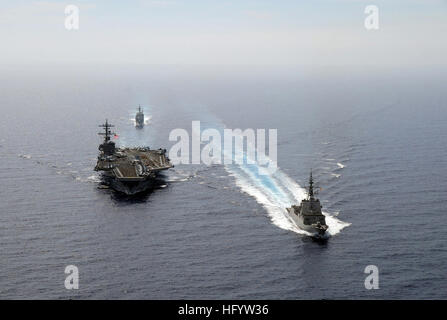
[94,120,173,195]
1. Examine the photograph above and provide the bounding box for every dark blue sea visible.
[1,65,446,299]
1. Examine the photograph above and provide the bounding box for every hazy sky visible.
[0,0,446,66]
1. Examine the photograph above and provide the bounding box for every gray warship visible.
[94,120,173,195]
[135,105,144,128]
[286,171,328,236]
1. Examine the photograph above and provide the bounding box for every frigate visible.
[135,105,144,128]
[94,120,173,195]
[286,171,328,236]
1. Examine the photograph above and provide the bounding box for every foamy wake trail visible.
[227,168,310,235]
[190,111,350,237]
[223,136,350,237]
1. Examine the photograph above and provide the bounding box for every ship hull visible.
[109,178,154,195]
[135,113,144,128]
[286,208,328,237]
[101,173,159,195]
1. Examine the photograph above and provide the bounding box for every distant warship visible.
[286,171,328,236]
[135,105,144,128]
[94,120,173,195]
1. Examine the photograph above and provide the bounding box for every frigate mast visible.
[308,169,314,200]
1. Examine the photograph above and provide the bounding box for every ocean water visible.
[0,65,446,299]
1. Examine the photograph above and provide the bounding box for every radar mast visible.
[308,169,314,200]
[98,119,115,143]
